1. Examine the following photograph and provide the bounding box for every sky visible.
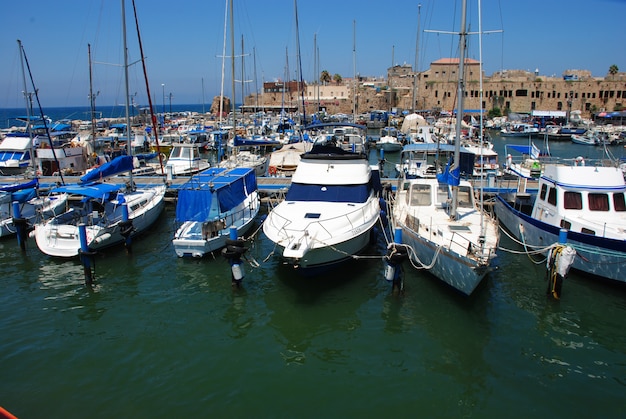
[1,0,625,109]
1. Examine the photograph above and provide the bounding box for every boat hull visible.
[273,226,375,272]
[399,224,492,295]
[494,195,626,283]
[34,185,166,257]
[172,193,260,258]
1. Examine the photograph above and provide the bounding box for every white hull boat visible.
[172,167,261,258]
[263,129,382,272]
[33,156,166,257]
[494,164,626,283]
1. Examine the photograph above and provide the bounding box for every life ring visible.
[575,156,585,166]
[268,166,278,175]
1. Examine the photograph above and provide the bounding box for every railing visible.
[268,200,379,242]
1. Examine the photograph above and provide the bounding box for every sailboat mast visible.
[130,0,164,174]
[88,43,97,152]
[478,0,486,242]
[450,0,468,220]
[352,20,357,121]
[230,0,236,133]
[412,4,421,112]
[17,40,34,174]
[294,0,306,125]
[218,0,228,126]
[121,0,133,187]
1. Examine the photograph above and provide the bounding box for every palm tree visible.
[320,70,331,85]
[609,64,619,80]
[333,73,342,84]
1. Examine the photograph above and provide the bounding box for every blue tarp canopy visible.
[505,143,540,159]
[51,123,72,131]
[436,158,461,186]
[233,136,280,147]
[79,155,134,184]
[175,167,257,222]
[50,182,121,200]
[11,188,37,203]
[0,179,38,192]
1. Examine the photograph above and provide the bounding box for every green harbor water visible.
[1,134,625,418]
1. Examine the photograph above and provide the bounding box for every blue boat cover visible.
[0,179,38,192]
[233,136,280,147]
[437,158,461,186]
[51,183,121,200]
[175,167,257,222]
[11,188,37,203]
[79,155,134,183]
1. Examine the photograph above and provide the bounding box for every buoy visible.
[546,243,576,300]
[383,228,409,293]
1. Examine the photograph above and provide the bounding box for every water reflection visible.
[265,258,377,366]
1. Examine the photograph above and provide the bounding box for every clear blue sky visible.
[1,0,624,109]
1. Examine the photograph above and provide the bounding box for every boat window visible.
[457,186,474,208]
[437,185,449,204]
[539,184,548,201]
[170,147,182,158]
[560,219,571,230]
[614,192,626,211]
[410,184,431,206]
[285,183,370,203]
[581,227,596,235]
[588,193,609,211]
[563,191,583,210]
[547,187,557,206]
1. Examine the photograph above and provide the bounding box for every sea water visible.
[1,112,625,417]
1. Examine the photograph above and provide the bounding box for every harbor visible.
[1,0,626,415]
[1,126,625,417]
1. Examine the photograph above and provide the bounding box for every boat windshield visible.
[286,183,371,203]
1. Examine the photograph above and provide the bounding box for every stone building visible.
[244,60,626,118]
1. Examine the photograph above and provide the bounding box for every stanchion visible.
[11,201,28,252]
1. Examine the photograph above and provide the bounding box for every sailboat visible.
[0,179,67,238]
[391,0,499,295]
[32,0,166,257]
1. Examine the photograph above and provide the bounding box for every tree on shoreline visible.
[320,70,331,85]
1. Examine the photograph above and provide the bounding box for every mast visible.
[121,0,133,188]
[88,43,97,152]
[352,20,357,122]
[412,4,421,112]
[218,0,228,126]
[130,0,164,175]
[230,0,236,135]
[450,0,468,220]
[18,40,65,185]
[17,40,34,174]
[240,34,245,118]
[294,0,306,125]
